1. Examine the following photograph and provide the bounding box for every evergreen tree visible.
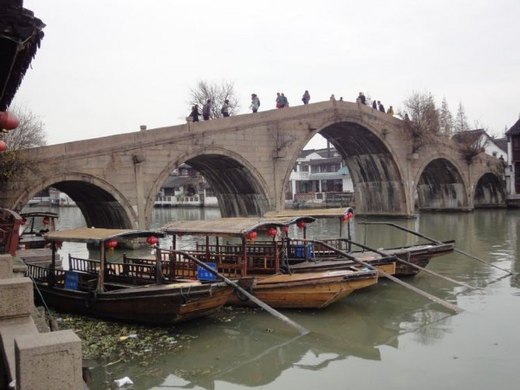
[439,97,454,137]
[454,102,469,133]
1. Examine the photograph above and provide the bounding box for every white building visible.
[286,147,353,207]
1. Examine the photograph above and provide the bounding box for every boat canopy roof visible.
[264,207,353,219]
[20,211,59,218]
[44,227,165,244]
[162,216,315,237]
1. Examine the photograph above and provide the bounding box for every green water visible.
[53,207,520,390]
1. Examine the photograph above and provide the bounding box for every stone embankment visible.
[0,254,83,389]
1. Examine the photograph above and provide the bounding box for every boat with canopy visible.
[160,216,379,309]
[24,227,232,325]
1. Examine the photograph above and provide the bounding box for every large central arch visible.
[314,121,406,214]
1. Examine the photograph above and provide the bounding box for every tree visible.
[438,97,454,137]
[0,105,46,183]
[189,80,240,119]
[454,102,469,133]
[399,91,440,152]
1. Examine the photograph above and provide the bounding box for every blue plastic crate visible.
[64,271,79,290]
[292,244,314,258]
[197,262,217,281]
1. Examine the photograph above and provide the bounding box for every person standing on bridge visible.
[280,93,289,107]
[202,99,212,121]
[275,92,282,108]
[221,99,230,117]
[372,100,377,109]
[302,90,310,104]
[189,104,201,122]
[251,93,260,113]
[377,101,385,113]
[387,106,394,116]
[357,92,366,105]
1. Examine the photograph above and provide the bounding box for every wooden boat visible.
[24,228,232,325]
[17,211,61,267]
[160,217,379,309]
[264,208,455,277]
[19,211,58,249]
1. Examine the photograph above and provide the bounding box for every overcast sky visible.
[13,0,520,148]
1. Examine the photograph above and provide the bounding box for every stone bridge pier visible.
[0,101,506,229]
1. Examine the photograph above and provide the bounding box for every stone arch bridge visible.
[0,101,506,229]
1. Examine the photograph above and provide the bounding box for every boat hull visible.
[227,270,378,309]
[34,282,232,325]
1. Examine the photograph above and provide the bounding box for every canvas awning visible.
[44,227,165,244]
[264,207,353,219]
[162,216,315,237]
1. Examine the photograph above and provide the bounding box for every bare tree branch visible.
[189,80,240,119]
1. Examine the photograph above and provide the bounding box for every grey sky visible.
[13,0,520,147]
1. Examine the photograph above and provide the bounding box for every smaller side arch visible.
[474,172,506,208]
[13,173,137,229]
[415,157,469,211]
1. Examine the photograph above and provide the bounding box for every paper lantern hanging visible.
[105,239,118,249]
[245,231,257,240]
[146,235,159,246]
[267,227,277,237]
[296,220,306,229]
[0,111,19,130]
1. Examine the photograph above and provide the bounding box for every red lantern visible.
[42,216,50,225]
[296,220,306,229]
[267,227,277,237]
[146,235,159,245]
[105,239,118,249]
[0,112,19,130]
[342,211,354,222]
[0,140,7,153]
[246,231,257,240]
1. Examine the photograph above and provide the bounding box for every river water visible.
[46,207,520,390]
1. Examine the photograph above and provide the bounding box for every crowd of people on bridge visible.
[188,90,395,122]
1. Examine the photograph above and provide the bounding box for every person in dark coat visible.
[189,104,201,122]
[377,101,385,113]
[221,99,230,117]
[302,90,310,104]
[202,99,211,120]
[372,100,377,109]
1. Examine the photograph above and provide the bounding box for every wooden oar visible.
[178,250,310,336]
[360,222,513,276]
[313,240,464,314]
[334,237,477,290]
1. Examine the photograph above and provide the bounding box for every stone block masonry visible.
[15,330,82,390]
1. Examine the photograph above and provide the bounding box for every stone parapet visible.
[0,278,33,319]
[0,254,12,279]
[15,330,82,390]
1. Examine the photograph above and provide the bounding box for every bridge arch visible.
[415,157,468,210]
[146,148,271,221]
[474,172,506,208]
[14,173,136,228]
[284,118,408,214]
